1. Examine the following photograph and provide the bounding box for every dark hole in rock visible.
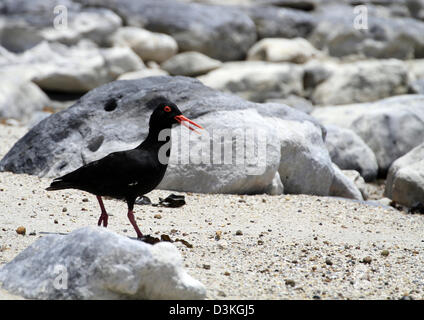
[104,98,117,112]
[58,161,68,170]
[87,135,104,152]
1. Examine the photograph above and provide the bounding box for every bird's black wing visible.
[47,149,163,196]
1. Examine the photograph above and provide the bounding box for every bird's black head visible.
[146,96,203,133]
[147,96,181,129]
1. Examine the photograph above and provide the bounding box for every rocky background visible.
[0,0,424,300]
[1,0,423,209]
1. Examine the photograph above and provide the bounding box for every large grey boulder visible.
[76,0,257,61]
[311,59,409,105]
[0,227,206,299]
[312,95,424,175]
[310,3,424,59]
[385,143,424,207]
[0,0,122,52]
[241,6,316,39]
[159,108,282,194]
[324,124,379,182]
[0,76,360,198]
[197,61,304,102]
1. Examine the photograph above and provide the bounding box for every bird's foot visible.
[97,212,108,227]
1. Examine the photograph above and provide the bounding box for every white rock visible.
[272,119,359,199]
[247,37,321,63]
[324,124,379,182]
[266,95,314,114]
[0,3,122,51]
[0,73,50,122]
[14,42,145,93]
[101,46,145,80]
[109,27,178,63]
[407,59,424,82]
[265,172,284,195]
[159,108,282,194]
[0,227,206,300]
[40,8,122,46]
[385,143,424,207]
[312,95,424,174]
[161,51,222,77]
[340,169,368,200]
[118,69,169,80]
[330,165,364,201]
[198,61,304,102]
[312,59,409,105]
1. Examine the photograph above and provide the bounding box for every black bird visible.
[46,97,203,239]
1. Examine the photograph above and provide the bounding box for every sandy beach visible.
[0,123,423,300]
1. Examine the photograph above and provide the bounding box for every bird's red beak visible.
[174,115,203,134]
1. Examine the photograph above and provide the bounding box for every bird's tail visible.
[46,179,73,191]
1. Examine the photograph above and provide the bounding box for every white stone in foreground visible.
[0,227,206,300]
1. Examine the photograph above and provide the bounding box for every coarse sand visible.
[0,123,423,300]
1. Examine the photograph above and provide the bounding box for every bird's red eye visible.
[164,106,171,112]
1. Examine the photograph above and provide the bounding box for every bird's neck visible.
[137,126,171,150]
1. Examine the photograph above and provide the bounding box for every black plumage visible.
[46,96,202,239]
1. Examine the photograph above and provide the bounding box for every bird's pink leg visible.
[96,196,108,227]
[127,210,143,239]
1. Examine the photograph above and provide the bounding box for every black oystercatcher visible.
[46,97,203,239]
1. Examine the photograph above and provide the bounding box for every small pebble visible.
[285,279,296,287]
[154,214,162,219]
[16,226,26,235]
[325,258,333,266]
[362,256,372,264]
[161,234,172,242]
[381,250,390,257]
[215,230,222,240]
[203,264,211,270]
[235,230,243,236]
[218,291,226,297]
